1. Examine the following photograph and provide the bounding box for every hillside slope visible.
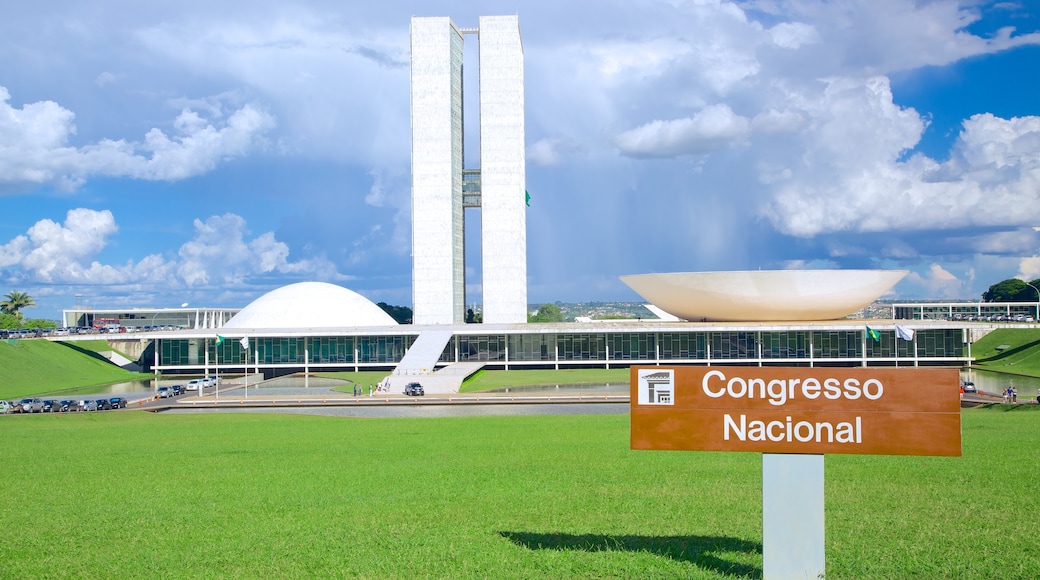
[0,340,149,399]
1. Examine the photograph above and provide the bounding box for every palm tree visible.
[1,291,35,322]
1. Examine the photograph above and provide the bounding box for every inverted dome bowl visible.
[619,270,907,322]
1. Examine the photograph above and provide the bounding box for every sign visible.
[631,366,961,456]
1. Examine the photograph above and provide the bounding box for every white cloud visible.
[616,104,751,158]
[527,137,584,167]
[765,106,1040,237]
[0,86,275,190]
[904,263,965,299]
[1,209,337,289]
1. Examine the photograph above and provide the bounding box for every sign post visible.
[631,366,960,577]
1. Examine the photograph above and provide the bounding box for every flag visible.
[525,190,530,206]
[895,325,914,341]
[240,336,250,349]
[215,335,225,345]
[865,326,881,343]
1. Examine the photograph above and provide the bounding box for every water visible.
[162,403,631,418]
[962,368,1040,400]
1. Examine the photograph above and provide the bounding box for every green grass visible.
[315,368,632,394]
[970,328,1040,377]
[459,368,631,392]
[1,407,1037,578]
[0,339,151,400]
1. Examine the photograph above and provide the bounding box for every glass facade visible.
[154,326,969,373]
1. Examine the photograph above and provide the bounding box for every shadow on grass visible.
[974,338,1040,364]
[57,340,119,364]
[974,402,1040,412]
[499,531,761,578]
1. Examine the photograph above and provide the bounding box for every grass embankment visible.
[317,368,632,394]
[0,407,1037,578]
[970,328,1040,377]
[0,339,151,400]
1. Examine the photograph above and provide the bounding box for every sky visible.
[1,0,1039,320]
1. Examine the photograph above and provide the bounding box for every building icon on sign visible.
[638,369,674,405]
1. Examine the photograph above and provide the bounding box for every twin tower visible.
[410,15,527,325]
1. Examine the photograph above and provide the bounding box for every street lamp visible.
[1025,282,1040,322]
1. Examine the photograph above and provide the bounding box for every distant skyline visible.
[1,1,1039,320]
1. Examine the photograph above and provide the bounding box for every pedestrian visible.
[1036,387,1040,404]
[1003,388,1010,403]
[1012,387,1018,403]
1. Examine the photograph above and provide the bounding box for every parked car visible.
[109,397,127,409]
[170,384,185,396]
[961,381,977,394]
[59,400,77,412]
[157,386,172,398]
[404,382,425,396]
[186,379,203,391]
[19,398,44,413]
[80,399,98,411]
[0,400,15,414]
[207,376,221,386]
[96,399,113,411]
[42,399,57,412]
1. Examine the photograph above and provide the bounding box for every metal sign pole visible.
[763,453,825,578]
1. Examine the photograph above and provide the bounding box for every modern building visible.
[86,17,995,394]
[410,15,527,325]
[145,280,974,394]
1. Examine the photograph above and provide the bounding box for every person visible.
[1036,387,1040,404]
[1012,387,1018,403]
[1003,388,1010,403]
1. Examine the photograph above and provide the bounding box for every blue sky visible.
[2,0,1039,320]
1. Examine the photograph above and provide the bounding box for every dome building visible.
[222,282,397,330]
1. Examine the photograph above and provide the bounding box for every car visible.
[404,382,425,396]
[170,384,185,396]
[19,398,44,413]
[961,381,977,394]
[42,399,57,412]
[109,397,128,409]
[59,400,77,412]
[157,386,172,398]
[0,400,15,414]
[96,399,113,411]
[80,399,98,412]
[186,379,203,391]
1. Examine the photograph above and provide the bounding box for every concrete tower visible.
[410,15,527,325]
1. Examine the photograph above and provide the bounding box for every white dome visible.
[620,270,907,322]
[223,282,397,329]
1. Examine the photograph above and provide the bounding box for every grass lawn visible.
[0,339,151,400]
[971,328,1040,377]
[317,368,632,394]
[1,406,1037,578]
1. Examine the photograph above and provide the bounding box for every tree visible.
[982,279,1040,302]
[376,302,413,324]
[528,303,564,323]
[0,291,35,322]
[0,313,19,329]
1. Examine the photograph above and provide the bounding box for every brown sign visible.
[630,366,961,456]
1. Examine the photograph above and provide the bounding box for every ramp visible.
[100,350,142,372]
[385,331,484,394]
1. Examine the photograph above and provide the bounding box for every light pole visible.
[1025,282,1040,322]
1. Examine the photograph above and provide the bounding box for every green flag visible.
[865,326,880,343]
[525,190,530,206]
[215,335,225,346]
